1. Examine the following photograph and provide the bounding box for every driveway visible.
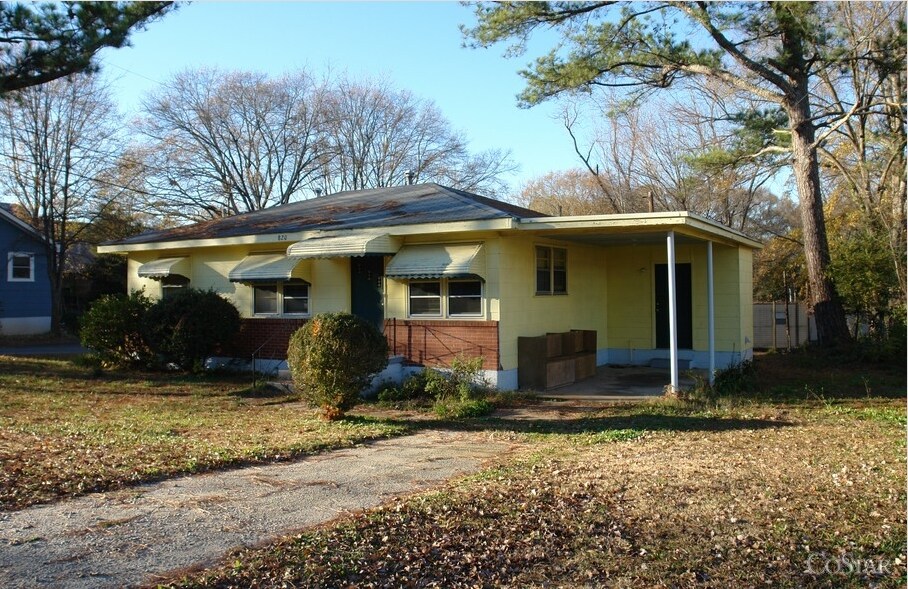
[0,429,516,589]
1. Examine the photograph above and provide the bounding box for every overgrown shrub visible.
[377,371,431,404]
[143,288,241,370]
[287,312,388,420]
[683,359,756,401]
[79,291,153,367]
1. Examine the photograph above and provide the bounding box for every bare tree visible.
[814,1,906,303]
[0,73,122,333]
[138,68,326,220]
[317,77,515,199]
[559,90,782,235]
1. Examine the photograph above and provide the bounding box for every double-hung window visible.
[253,281,309,316]
[7,252,34,282]
[408,279,483,318]
[536,245,567,295]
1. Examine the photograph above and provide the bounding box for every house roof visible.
[0,203,45,242]
[106,184,545,247]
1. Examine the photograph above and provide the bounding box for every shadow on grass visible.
[436,412,793,437]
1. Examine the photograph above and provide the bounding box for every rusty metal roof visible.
[107,184,546,246]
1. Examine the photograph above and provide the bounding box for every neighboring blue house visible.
[0,203,51,335]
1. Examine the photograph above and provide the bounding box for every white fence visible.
[753,302,815,349]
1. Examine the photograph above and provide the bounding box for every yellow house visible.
[98,184,761,391]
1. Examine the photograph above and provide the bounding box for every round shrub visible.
[79,291,153,367]
[143,288,241,370]
[287,312,389,420]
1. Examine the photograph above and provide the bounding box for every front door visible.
[655,263,693,349]
[350,256,384,331]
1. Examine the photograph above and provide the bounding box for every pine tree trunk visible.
[785,93,851,345]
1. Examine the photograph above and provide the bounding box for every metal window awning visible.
[286,233,399,259]
[385,243,485,280]
[228,254,305,283]
[137,257,190,279]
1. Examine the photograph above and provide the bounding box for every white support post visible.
[667,231,679,394]
[707,241,716,385]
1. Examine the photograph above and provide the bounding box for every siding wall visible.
[0,217,51,332]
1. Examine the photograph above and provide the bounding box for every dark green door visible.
[655,263,693,349]
[351,256,384,331]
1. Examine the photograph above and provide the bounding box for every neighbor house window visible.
[7,252,34,282]
[408,279,483,318]
[535,245,567,295]
[253,281,310,316]
[409,281,442,316]
[161,275,190,299]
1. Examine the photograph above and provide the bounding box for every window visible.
[253,284,279,314]
[161,274,189,299]
[253,281,310,316]
[8,252,34,282]
[282,281,310,315]
[535,245,567,295]
[448,280,482,316]
[409,281,442,316]
[408,279,483,318]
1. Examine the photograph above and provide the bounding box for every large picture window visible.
[535,245,567,295]
[408,279,483,318]
[7,252,34,282]
[253,281,310,316]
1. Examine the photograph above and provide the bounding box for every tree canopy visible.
[465,1,906,344]
[0,1,173,94]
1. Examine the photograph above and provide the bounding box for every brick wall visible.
[225,317,500,370]
[227,318,308,360]
[384,319,499,371]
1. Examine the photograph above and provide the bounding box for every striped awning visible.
[228,254,304,283]
[385,243,485,280]
[286,233,399,259]
[137,257,190,279]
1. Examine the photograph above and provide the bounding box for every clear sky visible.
[98,1,581,196]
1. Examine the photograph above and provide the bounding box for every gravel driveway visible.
[0,429,515,589]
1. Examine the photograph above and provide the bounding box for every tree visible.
[465,1,901,344]
[0,73,123,333]
[317,77,515,199]
[813,2,906,307]
[138,68,327,220]
[0,2,173,94]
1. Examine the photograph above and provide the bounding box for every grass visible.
[0,350,904,587]
[160,351,905,589]
[0,355,411,511]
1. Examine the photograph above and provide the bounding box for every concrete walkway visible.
[0,429,515,589]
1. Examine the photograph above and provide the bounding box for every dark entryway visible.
[655,263,692,349]
[351,256,384,331]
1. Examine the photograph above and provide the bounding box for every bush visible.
[79,291,153,367]
[287,313,388,420]
[376,371,432,404]
[143,288,241,370]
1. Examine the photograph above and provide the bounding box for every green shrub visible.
[433,397,494,419]
[287,312,389,420]
[143,288,241,370]
[79,291,153,367]
[376,371,431,404]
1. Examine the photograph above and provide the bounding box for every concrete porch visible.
[531,365,702,401]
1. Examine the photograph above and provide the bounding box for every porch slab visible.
[531,365,701,401]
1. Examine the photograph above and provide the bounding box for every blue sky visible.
[99,1,581,195]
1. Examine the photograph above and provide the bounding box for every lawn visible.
[0,355,411,511]
[158,350,905,589]
[0,350,904,587]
